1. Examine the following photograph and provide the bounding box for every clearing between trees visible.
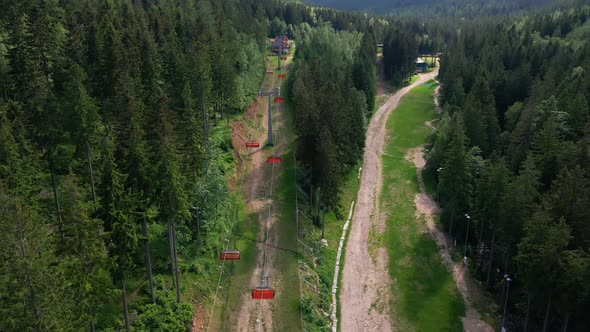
[212,51,300,331]
[339,69,438,331]
[341,68,495,331]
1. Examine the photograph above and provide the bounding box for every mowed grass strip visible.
[382,81,465,331]
[272,77,303,331]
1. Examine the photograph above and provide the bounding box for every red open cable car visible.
[277,74,286,79]
[266,69,274,74]
[246,141,260,148]
[267,156,282,164]
[273,97,284,103]
[251,287,275,300]
[220,250,240,261]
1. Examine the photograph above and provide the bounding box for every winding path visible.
[339,69,439,331]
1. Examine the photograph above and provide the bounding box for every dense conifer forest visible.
[0,0,381,330]
[289,24,375,208]
[430,5,590,331]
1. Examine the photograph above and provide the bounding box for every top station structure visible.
[271,36,290,54]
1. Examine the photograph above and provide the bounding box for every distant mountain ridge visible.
[304,0,563,17]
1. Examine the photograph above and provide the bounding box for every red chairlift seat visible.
[246,141,260,148]
[220,250,240,260]
[277,74,286,79]
[251,287,275,300]
[266,69,274,74]
[273,97,285,103]
[267,156,282,164]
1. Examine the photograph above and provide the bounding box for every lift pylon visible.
[258,87,280,146]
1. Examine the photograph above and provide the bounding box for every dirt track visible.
[339,70,438,332]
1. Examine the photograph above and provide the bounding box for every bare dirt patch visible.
[191,303,206,332]
[425,120,436,131]
[411,144,493,332]
[433,84,442,114]
[340,70,439,332]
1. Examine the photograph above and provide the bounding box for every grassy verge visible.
[272,74,302,331]
[381,81,465,331]
[334,166,361,328]
[296,160,361,331]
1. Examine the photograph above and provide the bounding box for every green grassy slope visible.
[381,81,465,331]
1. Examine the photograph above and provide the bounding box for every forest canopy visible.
[0,0,386,330]
[429,4,590,331]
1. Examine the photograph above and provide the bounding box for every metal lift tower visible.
[259,87,280,146]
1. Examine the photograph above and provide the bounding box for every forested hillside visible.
[0,0,269,329]
[289,24,375,208]
[0,0,382,330]
[430,5,590,331]
[5,0,590,330]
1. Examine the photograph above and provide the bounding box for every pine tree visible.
[62,64,101,207]
[565,92,589,139]
[0,107,20,187]
[497,154,539,283]
[353,27,377,115]
[99,128,137,331]
[60,174,109,330]
[439,114,472,236]
[0,188,75,330]
[152,88,190,303]
[516,210,571,332]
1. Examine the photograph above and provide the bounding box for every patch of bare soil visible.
[229,120,249,191]
[192,304,206,332]
[433,84,442,114]
[340,70,439,332]
[410,144,494,332]
[425,120,436,131]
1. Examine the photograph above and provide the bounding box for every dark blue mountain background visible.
[304,0,567,17]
